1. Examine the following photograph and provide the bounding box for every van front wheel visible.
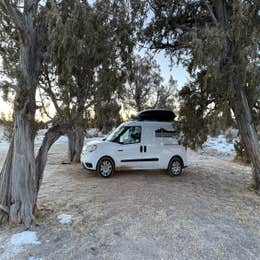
[168,157,183,177]
[97,157,114,178]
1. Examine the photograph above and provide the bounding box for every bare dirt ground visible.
[0,143,259,260]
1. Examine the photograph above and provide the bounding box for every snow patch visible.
[0,231,41,259]
[203,134,236,157]
[35,135,68,145]
[57,214,74,224]
[28,257,42,260]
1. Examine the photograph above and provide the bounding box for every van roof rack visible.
[132,109,176,122]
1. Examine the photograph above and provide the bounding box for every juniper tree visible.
[0,0,50,226]
[125,54,162,111]
[144,0,260,190]
[39,0,140,163]
[152,76,177,110]
[93,63,123,134]
[0,1,68,226]
[94,100,122,134]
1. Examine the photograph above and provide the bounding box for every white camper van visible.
[81,109,187,177]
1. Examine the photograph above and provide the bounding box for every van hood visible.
[83,137,105,152]
[85,137,104,147]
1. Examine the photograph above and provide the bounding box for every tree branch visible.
[38,88,54,121]
[204,2,218,26]
[40,65,63,117]
[0,81,18,91]
[0,0,25,32]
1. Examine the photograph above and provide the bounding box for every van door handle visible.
[144,145,147,152]
[118,149,123,152]
[140,146,143,152]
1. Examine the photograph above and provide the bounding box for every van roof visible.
[123,120,174,127]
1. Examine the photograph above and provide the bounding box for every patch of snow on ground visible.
[203,134,236,157]
[28,257,42,260]
[35,135,68,145]
[0,231,41,259]
[57,214,74,224]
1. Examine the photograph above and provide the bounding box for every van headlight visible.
[84,144,97,152]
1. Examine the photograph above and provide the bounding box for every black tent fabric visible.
[133,109,176,122]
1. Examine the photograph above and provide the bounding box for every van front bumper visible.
[80,151,98,170]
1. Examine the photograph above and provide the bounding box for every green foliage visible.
[153,76,178,110]
[125,54,163,111]
[94,100,122,133]
[178,72,209,149]
[0,112,13,141]
[42,0,139,129]
[0,7,18,101]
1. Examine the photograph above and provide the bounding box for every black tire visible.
[168,157,183,177]
[97,157,114,178]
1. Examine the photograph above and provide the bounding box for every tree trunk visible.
[11,108,38,227]
[34,124,72,209]
[0,100,37,227]
[0,137,14,224]
[35,127,62,195]
[68,127,85,163]
[231,85,260,191]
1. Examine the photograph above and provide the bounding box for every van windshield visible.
[106,125,141,144]
[106,126,126,142]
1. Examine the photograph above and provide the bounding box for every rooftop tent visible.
[133,109,176,122]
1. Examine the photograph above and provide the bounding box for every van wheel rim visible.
[100,160,112,176]
[171,161,182,175]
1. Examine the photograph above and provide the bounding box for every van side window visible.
[119,126,141,144]
[155,128,178,138]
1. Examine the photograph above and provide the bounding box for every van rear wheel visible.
[97,157,114,178]
[168,157,183,177]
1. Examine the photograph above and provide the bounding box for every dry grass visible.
[0,143,259,260]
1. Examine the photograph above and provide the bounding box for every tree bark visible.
[0,137,14,224]
[231,87,260,192]
[0,96,37,227]
[9,108,37,226]
[68,127,85,163]
[35,126,62,195]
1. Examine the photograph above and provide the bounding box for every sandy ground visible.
[0,142,259,260]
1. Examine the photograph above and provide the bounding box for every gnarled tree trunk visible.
[9,107,37,226]
[68,127,85,163]
[0,93,37,227]
[35,124,72,195]
[231,87,260,192]
[0,0,43,226]
[35,126,62,196]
